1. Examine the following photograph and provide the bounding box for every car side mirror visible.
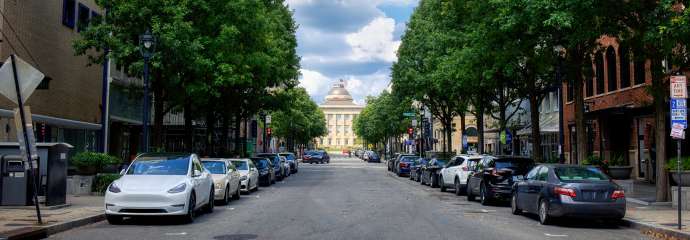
[119,169,126,175]
[193,169,202,177]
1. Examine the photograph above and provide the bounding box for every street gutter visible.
[0,214,104,240]
[622,218,690,240]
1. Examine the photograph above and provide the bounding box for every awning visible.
[517,114,559,135]
[0,108,101,130]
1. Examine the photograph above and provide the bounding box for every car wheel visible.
[431,173,439,188]
[539,199,551,225]
[480,183,491,206]
[271,176,276,184]
[106,215,123,225]
[183,193,196,223]
[232,184,241,200]
[420,173,426,185]
[511,194,522,215]
[439,175,447,192]
[467,180,475,201]
[205,189,214,213]
[221,186,230,205]
[454,178,462,196]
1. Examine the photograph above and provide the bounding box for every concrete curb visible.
[0,213,104,240]
[622,218,690,240]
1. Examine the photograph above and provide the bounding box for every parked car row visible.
[104,152,301,224]
[356,150,381,163]
[389,154,626,225]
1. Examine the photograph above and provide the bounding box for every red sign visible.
[267,128,272,136]
[671,75,687,99]
[408,127,413,135]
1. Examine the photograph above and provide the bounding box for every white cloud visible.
[298,69,332,99]
[345,17,401,62]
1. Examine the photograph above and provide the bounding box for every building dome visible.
[323,80,355,105]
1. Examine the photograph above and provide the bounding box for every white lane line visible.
[544,233,568,237]
[165,232,187,236]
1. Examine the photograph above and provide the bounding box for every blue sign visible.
[462,135,468,149]
[671,98,687,129]
[506,130,513,145]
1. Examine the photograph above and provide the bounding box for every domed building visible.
[318,80,364,149]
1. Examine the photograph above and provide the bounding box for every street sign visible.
[671,98,688,129]
[403,112,415,117]
[266,115,271,124]
[671,123,685,139]
[411,119,418,127]
[671,76,688,99]
[500,130,512,145]
[462,135,468,149]
[0,56,44,104]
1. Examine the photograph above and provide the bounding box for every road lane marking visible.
[165,232,187,236]
[544,233,568,237]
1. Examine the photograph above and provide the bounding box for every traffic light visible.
[408,127,414,136]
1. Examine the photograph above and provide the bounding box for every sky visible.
[286,0,419,105]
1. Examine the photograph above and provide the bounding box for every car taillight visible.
[554,187,577,198]
[611,190,625,199]
[399,162,407,168]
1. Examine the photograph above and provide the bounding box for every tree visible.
[353,91,411,152]
[270,88,326,152]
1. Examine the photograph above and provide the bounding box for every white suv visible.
[438,155,483,195]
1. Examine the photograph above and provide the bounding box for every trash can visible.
[0,155,30,206]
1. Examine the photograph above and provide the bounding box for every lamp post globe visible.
[139,29,156,153]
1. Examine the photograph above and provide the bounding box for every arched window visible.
[619,45,631,88]
[595,52,605,95]
[606,46,617,91]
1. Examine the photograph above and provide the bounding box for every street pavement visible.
[50,154,649,240]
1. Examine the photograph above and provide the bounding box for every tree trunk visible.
[205,110,216,156]
[183,96,193,152]
[529,93,542,162]
[460,112,466,153]
[233,112,241,156]
[477,105,485,154]
[651,58,668,202]
[445,118,453,154]
[220,115,229,155]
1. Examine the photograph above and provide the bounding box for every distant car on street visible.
[420,158,447,187]
[105,153,214,224]
[303,150,329,164]
[231,159,260,193]
[255,153,288,180]
[366,151,381,163]
[511,164,626,225]
[467,156,535,205]
[409,157,428,182]
[251,157,275,186]
[279,152,299,173]
[438,155,483,194]
[201,158,242,205]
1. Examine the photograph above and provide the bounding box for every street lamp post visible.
[554,45,565,163]
[139,29,156,153]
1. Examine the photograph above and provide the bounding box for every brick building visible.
[562,36,656,181]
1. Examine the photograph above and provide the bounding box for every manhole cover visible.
[214,234,258,240]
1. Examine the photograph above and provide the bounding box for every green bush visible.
[666,156,690,171]
[92,173,121,194]
[70,152,122,174]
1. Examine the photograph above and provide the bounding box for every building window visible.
[634,56,646,85]
[77,3,90,32]
[62,0,76,29]
[606,46,617,92]
[328,139,331,145]
[320,138,324,145]
[345,139,349,145]
[336,139,340,145]
[336,114,342,120]
[619,46,631,88]
[566,77,574,102]
[595,51,605,94]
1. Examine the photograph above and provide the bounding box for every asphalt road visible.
[51,154,649,240]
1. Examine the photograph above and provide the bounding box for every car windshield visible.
[307,151,322,156]
[127,156,190,175]
[232,161,249,170]
[555,166,610,181]
[434,160,447,166]
[400,157,416,162]
[494,159,534,174]
[280,154,295,160]
[252,159,269,168]
[201,161,226,174]
[369,152,379,158]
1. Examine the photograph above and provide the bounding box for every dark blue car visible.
[256,153,286,181]
[279,152,299,174]
[409,158,428,182]
[367,151,380,163]
[396,156,417,177]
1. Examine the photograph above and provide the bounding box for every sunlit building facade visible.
[317,80,364,150]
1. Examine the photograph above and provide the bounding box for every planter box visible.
[608,166,632,180]
[66,175,94,196]
[671,171,690,187]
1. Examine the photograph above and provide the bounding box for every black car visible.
[420,158,447,187]
[303,151,328,164]
[511,164,626,225]
[255,153,287,180]
[467,156,535,205]
[279,152,299,173]
[250,157,275,186]
[319,150,331,163]
[409,158,428,182]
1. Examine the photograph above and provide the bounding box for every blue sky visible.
[286,0,419,105]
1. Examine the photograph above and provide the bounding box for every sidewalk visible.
[625,202,690,240]
[0,195,103,239]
